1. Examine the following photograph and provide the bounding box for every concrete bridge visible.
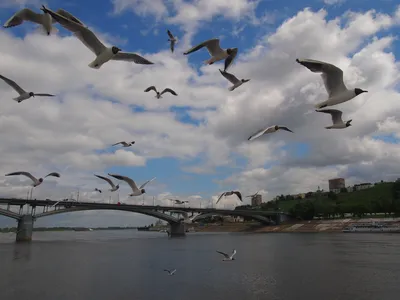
[0,198,288,242]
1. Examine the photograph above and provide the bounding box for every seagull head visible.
[274,125,279,130]
[226,48,238,56]
[116,184,120,189]
[241,79,250,83]
[141,188,146,194]
[112,46,122,54]
[29,92,35,97]
[346,119,352,127]
[354,88,368,95]
[38,178,44,183]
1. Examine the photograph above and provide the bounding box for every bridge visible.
[0,198,288,242]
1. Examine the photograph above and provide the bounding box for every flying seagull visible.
[169,199,189,205]
[248,125,293,141]
[94,174,119,192]
[219,69,250,91]
[216,250,237,261]
[246,190,261,198]
[40,6,154,69]
[216,191,242,204]
[167,30,177,53]
[5,171,60,187]
[108,174,156,196]
[316,109,352,129]
[296,58,368,109]
[144,86,178,99]
[164,269,176,276]
[183,38,238,72]
[94,188,102,193]
[0,74,55,103]
[3,8,85,35]
[112,141,135,147]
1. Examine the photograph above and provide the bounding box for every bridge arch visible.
[0,207,21,220]
[192,211,274,224]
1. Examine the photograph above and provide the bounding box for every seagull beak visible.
[362,90,368,93]
[117,48,122,51]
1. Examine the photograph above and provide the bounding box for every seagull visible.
[94,188,102,193]
[3,8,85,35]
[296,58,368,109]
[246,190,261,198]
[169,199,189,205]
[316,109,352,129]
[164,269,176,276]
[94,174,120,192]
[144,86,178,99]
[183,38,238,72]
[216,191,242,204]
[112,141,135,147]
[108,174,156,196]
[176,211,196,224]
[0,74,55,103]
[219,69,250,91]
[5,171,60,187]
[167,30,177,53]
[40,6,154,69]
[248,125,293,141]
[216,250,236,261]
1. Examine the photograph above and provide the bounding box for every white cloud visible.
[111,0,169,20]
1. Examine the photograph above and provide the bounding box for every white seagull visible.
[112,141,135,147]
[246,190,261,198]
[108,174,156,196]
[248,125,293,141]
[0,74,55,103]
[144,86,178,99]
[94,175,120,192]
[219,69,250,91]
[40,6,154,69]
[3,8,85,35]
[183,38,238,72]
[5,171,60,187]
[164,269,176,276]
[296,58,368,109]
[216,191,242,204]
[169,199,189,205]
[216,250,237,261]
[167,30,177,53]
[316,109,352,129]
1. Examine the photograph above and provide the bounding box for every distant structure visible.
[328,178,345,193]
[251,194,262,206]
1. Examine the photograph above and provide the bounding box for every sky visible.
[0,0,399,227]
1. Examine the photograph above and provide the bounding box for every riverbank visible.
[194,218,400,233]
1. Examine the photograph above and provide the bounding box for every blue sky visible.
[0,0,399,227]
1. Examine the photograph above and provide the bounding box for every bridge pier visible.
[169,222,186,237]
[16,215,34,243]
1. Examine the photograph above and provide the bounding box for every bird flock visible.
[1,5,368,203]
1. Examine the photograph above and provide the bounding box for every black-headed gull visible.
[219,69,250,91]
[167,30,177,53]
[164,269,176,275]
[3,8,84,35]
[40,6,154,69]
[108,174,156,196]
[112,141,135,147]
[248,125,293,141]
[0,74,55,103]
[5,171,60,187]
[296,58,368,109]
[144,86,178,99]
[183,38,238,72]
[94,174,120,192]
[216,191,242,204]
[216,250,237,261]
[316,109,352,129]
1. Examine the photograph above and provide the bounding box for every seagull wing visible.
[112,52,154,65]
[94,174,116,189]
[41,6,106,56]
[160,88,178,96]
[216,251,230,259]
[184,38,223,56]
[170,40,175,53]
[316,109,343,124]
[224,48,238,72]
[216,192,226,204]
[112,142,123,146]
[108,174,139,192]
[296,58,347,97]
[3,8,44,28]
[5,171,37,183]
[219,69,239,84]
[33,93,55,97]
[0,74,26,95]
[139,177,156,189]
[170,269,177,275]
[247,127,271,141]
[167,30,174,39]
[233,191,242,201]
[144,86,157,93]
[229,249,237,259]
[55,9,85,26]
[278,126,294,133]
[44,172,61,178]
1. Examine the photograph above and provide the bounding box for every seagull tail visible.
[34,25,58,36]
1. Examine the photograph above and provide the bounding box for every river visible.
[0,230,399,300]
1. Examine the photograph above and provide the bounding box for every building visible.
[251,194,262,206]
[328,178,345,193]
[353,183,373,191]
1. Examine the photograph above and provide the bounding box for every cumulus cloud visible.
[0,4,400,227]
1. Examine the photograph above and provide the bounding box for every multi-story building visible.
[328,178,345,193]
[251,194,262,206]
